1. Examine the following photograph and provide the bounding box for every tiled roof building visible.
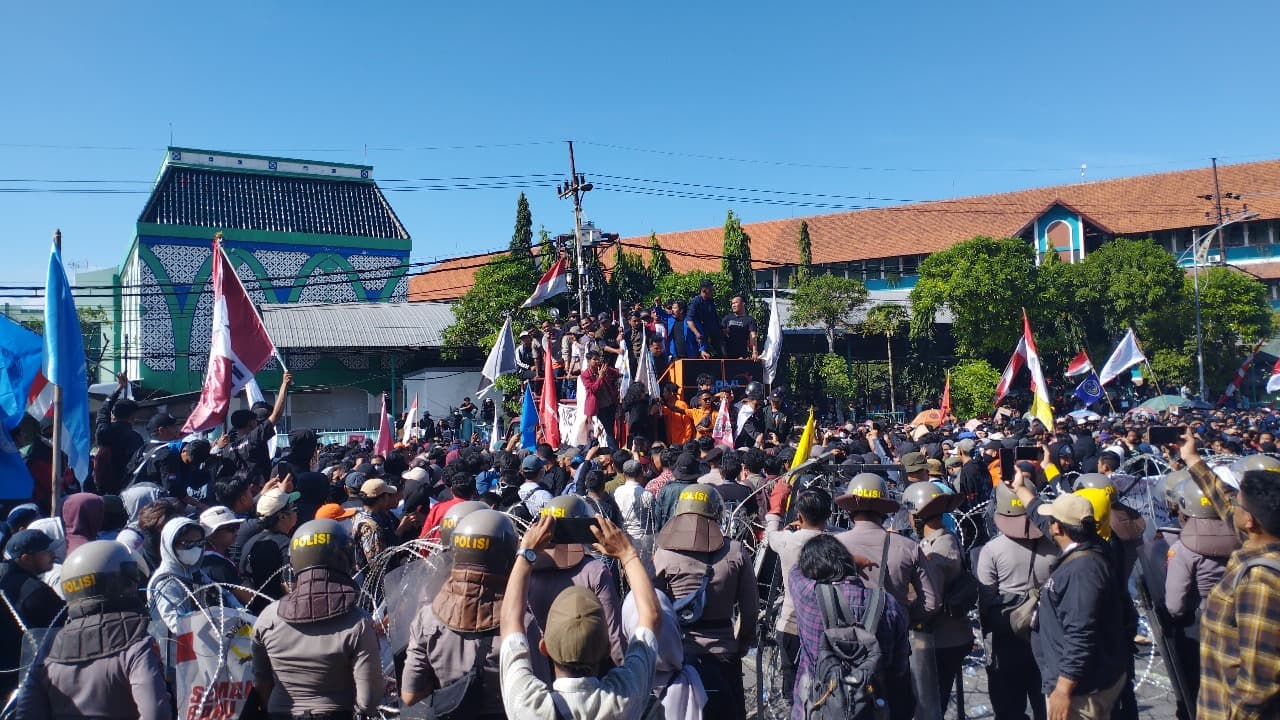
[409,158,1280,304]
[118,148,413,396]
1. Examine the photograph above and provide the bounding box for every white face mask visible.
[177,546,203,567]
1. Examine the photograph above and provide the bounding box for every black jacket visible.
[0,561,66,695]
[1027,502,1129,695]
[94,394,143,495]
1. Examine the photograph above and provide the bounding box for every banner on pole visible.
[173,607,257,720]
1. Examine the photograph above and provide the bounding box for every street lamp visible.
[1189,210,1258,399]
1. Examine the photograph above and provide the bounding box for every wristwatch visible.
[518,547,537,564]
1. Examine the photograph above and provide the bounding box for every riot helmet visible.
[744,381,764,400]
[1073,473,1114,494]
[656,484,727,554]
[834,472,901,515]
[60,540,143,607]
[1162,468,1191,509]
[671,483,725,520]
[450,509,518,574]
[540,494,593,520]
[1177,477,1220,520]
[1230,453,1280,477]
[439,500,489,546]
[900,481,962,519]
[992,483,1042,540]
[290,519,354,575]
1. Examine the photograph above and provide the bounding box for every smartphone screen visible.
[551,517,601,546]
[999,448,1015,484]
[1015,446,1041,462]
[1148,426,1182,446]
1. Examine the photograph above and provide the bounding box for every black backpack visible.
[804,582,888,720]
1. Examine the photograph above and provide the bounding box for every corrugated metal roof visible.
[774,290,950,333]
[261,302,455,349]
[140,166,409,239]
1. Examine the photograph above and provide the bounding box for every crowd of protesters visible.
[1,283,1279,719]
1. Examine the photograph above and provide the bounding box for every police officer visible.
[525,496,627,666]
[835,473,938,720]
[901,481,971,710]
[251,519,383,719]
[976,483,1058,720]
[652,483,759,720]
[17,540,169,719]
[401,509,548,720]
[1164,477,1239,720]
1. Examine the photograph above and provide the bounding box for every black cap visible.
[6,529,52,558]
[147,413,181,432]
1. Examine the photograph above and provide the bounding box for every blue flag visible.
[0,316,42,499]
[1074,371,1105,407]
[44,239,91,482]
[520,382,538,451]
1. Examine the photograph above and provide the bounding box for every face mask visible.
[178,546,203,567]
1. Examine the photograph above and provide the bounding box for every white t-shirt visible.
[613,481,654,539]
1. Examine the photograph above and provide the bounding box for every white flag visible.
[1098,328,1147,386]
[615,343,632,399]
[761,295,783,384]
[637,331,660,397]
[1266,359,1280,394]
[478,317,518,397]
[402,394,419,444]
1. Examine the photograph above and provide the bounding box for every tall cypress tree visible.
[796,220,813,286]
[721,210,754,294]
[536,226,555,272]
[509,193,534,269]
[648,232,673,279]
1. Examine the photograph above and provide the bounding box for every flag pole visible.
[49,229,64,518]
[215,232,290,374]
[1102,383,1119,417]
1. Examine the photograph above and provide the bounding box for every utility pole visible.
[557,142,593,318]
[1211,157,1226,258]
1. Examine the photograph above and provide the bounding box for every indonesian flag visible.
[711,395,734,448]
[540,342,561,447]
[521,257,569,309]
[1065,350,1094,378]
[26,372,54,421]
[939,372,952,421]
[376,393,393,456]
[1266,358,1280,394]
[184,236,279,433]
[993,310,1053,429]
[1218,340,1265,406]
[401,394,419,444]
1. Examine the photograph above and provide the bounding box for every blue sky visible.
[2,1,1278,295]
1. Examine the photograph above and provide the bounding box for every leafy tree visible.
[1074,238,1185,350]
[863,303,909,412]
[910,236,1041,359]
[789,273,869,353]
[1192,265,1272,391]
[947,359,1002,420]
[610,244,653,308]
[721,210,754,295]
[818,353,856,403]
[442,254,540,350]
[648,232,673,279]
[509,193,534,270]
[536,226,555,272]
[796,221,813,286]
[654,270,731,314]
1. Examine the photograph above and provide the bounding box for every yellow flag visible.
[790,408,816,471]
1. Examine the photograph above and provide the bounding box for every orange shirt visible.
[662,400,695,445]
[687,407,717,438]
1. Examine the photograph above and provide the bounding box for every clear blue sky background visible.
[3,1,1278,295]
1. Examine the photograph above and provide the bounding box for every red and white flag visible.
[1064,350,1094,378]
[26,372,53,421]
[540,340,561,447]
[1218,340,1265,406]
[184,237,280,433]
[521,257,569,309]
[1266,358,1280,394]
[376,393,393,456]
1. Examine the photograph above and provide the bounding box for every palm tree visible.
[863,303,909,413]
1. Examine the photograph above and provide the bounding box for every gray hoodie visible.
[146,517,238,633]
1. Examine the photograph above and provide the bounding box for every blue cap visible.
[6,529,53,558]
[343,471,368,489]
[521,455,544,474]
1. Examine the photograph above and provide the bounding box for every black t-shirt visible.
[721,313,757,358]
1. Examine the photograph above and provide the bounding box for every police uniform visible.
[251,519,383,719]
[402,509,548,720]
[652,484,759,720]
[17,540,171,720]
